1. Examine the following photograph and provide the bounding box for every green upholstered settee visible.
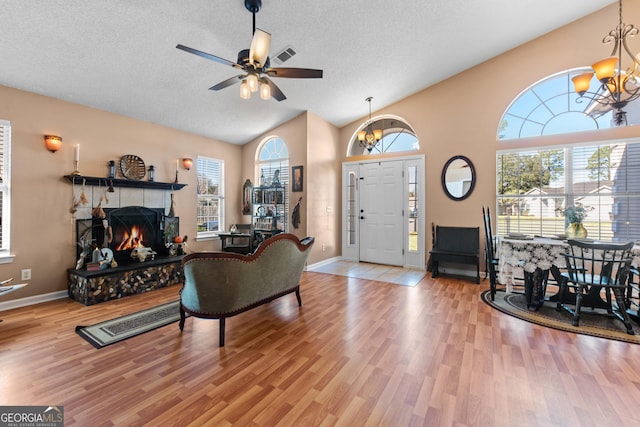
[179,233,314,346]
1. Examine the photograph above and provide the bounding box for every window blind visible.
[497,140,640,241]
[196,156,224,235]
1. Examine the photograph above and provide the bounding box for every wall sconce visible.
[182,158,193,170]
[44,135,62,153]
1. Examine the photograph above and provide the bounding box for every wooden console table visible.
[68,256,184,305]
[219,232,254,255]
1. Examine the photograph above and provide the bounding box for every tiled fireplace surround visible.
[68,183,183,305]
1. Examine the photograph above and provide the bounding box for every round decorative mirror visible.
[442,155,476,201]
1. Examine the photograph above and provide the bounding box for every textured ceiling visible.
[0,0,615,144]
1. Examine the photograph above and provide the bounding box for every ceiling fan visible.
[176,0,323,101]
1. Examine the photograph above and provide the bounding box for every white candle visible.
[176,159,179,172]
[75,144,80,162]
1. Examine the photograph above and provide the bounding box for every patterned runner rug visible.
[481,290,640,344]
[75,301,181,348]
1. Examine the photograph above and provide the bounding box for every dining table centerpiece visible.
[561,203,592,239]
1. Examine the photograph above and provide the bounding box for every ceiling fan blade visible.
[176,44,241,69]
[249,29,271,67]
[266,67,323,79]
[209,75,245,91]
[263,77,287,101]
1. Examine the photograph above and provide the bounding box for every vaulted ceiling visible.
[0,0,615,144]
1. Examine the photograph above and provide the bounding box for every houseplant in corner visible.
[562,203,592,239]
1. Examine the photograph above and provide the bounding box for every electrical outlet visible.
[21,269,31,281]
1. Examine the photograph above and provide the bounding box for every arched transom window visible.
[348,116,419,157]
[257,137,289,184]
[498,68,640,140]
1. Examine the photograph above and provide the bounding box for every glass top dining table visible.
[497,236,640,309]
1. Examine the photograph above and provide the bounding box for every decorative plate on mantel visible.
[119,155,146,180]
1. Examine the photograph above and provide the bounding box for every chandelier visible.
[572,0,640,126]
[357,97,382,152]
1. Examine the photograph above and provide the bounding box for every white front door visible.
[359,161,404,266]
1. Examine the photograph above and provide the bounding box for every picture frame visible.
[163,216,180,244]
[292,165,303,192]
[242,179,252,215]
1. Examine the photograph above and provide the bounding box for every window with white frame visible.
[0,120,11,259]
[196,156,224,237]
[257,137,289,231]
[496,139,640,241]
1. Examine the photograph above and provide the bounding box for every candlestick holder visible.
[174,170,179,184]
[72,160,80,176]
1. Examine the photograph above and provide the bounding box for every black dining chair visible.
[557,239,635,334]
[625,266,640,323]
[483,206,500,300]
[483,206,528,301]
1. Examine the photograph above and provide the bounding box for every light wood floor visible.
[2,270,640,426]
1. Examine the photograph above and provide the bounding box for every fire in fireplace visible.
[94,206,170,265]
[116,225,147,251]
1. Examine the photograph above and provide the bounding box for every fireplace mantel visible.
[64,174,187,191]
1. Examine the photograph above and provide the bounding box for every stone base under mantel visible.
[68,256,184,305]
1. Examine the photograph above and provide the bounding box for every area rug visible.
[75,301,181,348]
[481,290,640,344]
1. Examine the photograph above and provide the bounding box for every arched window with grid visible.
[256,137,289,232]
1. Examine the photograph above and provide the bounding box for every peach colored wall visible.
[339,2,640,259]
[306,112,341,264]
[0,84,241,301]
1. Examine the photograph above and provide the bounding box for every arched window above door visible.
[498,68,640,140]
[347,116,419,157]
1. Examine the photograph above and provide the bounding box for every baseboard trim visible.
[0,290,68,311]
[306,256,343,271]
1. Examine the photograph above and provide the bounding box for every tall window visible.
[257,137,289,231]
[0,120,11,260]
[196,156,224,237]
[496,140,640,241]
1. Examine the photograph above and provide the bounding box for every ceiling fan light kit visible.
[177,0,322,101]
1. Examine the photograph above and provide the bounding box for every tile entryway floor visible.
[308,260,426,287]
